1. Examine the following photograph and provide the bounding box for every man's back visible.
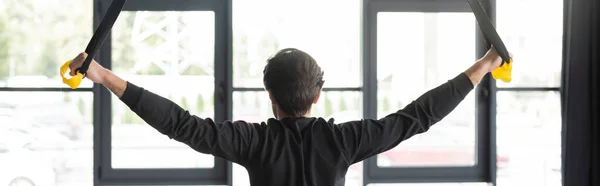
[244,117,355,186]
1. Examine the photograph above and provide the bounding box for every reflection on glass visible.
[496,91,561,186]
[496,0,563,87]
[110,11,215,169]
[232,0,361,88]
[0,92,93,186]
[376,12,477,167]
[231,91,363,186]
[0,0,93,88]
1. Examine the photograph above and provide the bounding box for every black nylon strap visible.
[467,0,511,64]
[78,0,127,75]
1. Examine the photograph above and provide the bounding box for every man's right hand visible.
[69,52,108,84]
[70,52,128,97]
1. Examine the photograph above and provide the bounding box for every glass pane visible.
[369,183,488,186]
[232,91,363,123]
[110,11,215,169]
[496,0,563,87]
[0,92,93,186]
[0,0,94,88]
[496,91,561,186]
[233,161,362,186]
[376,12,477,167]
[232,0,361,88]
[232,91,363,186]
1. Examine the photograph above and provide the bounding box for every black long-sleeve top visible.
[119,73,474,186]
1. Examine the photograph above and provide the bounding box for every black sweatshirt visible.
[119,73,474,186]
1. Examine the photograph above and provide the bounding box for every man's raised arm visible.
[67,52,261,166]
[337,48,507,164]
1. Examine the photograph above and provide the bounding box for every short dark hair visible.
[263,48,325,117]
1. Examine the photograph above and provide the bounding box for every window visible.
[495,92,561,186]
[495,0,563,185]
[232,91,363,123]
[232,0,362,88]
[110,10,216,169]
[0,0,94,88]
[376,12,477,168]
[369,183,488,186]
[364,0,489,183]
[1,0,564,185]
[231,0,363,185]
[0,1,94,186]
[97,0,228,184]
[0,92,93,186]
[495,0,563,88]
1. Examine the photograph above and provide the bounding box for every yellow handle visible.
[491,58,512,83]
[60,60,84,89]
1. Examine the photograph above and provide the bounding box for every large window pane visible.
[496,91,561,186]
[376,12,477,167]
[0,92,93,186]
[232,91,363,186]
[369,183,488,186]
[496,0,563,87]
[232,0,361,88]
[0,0,93,88]
[110,11,215,169]
[233,91,363,123]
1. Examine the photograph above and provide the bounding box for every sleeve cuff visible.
[453,73,475,97]
[120,81,143,107]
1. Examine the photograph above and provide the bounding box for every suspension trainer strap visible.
[60,0,127,89]
[466,0,513,82]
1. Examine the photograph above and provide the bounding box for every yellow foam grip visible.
[60,60,84,89]
[491,58,512,83]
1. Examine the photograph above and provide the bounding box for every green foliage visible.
[122,110,136,124]
[121,107,145,125]
[338,99,348,111]
[136,63,165,75]
[143,34,166,47]
[180,97,189,110]
[77,98,85,115]
[397,102,404,110]
[111,12,136,74]
[197,94,205,113]
[182,64,209,76]
[324,94,333,117]
[352,99,359,110]
[0,16,10,80]
[382,96,391,112]
[40,44,57,78]
[0,0,92,78]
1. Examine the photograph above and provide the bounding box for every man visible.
[69,47,505,186]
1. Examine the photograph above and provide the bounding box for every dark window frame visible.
[94,0,229,185]
[362,0,494,184]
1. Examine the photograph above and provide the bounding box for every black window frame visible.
[361,0,494,184]
[94,0,229,185]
